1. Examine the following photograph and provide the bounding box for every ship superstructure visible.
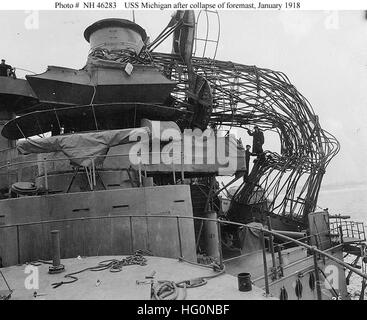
[0,10,366,300]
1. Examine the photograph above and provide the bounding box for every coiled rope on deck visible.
[151,257,225,300]
[43,250,224,299]
[50,250,152,289]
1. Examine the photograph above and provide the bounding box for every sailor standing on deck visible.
[0,59,13,77]
[247,126,264,155]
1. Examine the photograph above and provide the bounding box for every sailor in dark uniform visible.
[0,59,13,77]
[247,126,264,155]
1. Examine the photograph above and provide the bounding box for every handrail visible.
[13,67,37,75]
[223,230,331,264]
[217,218,367,281]
[0,151,186,191]
[1,214,366,281]
[265,265,315,287]
[252,243,344,284]
[0,151,195,171]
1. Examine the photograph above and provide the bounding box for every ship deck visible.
[1,255,275,300]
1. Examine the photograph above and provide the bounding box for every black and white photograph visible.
[0,1,367,307]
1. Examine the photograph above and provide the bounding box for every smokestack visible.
[84,18,148,58]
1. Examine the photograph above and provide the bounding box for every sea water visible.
[317,184,367,299]
[317,184,367,224]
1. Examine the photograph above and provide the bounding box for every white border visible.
[0,0,365,11]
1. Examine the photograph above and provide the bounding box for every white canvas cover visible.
[16,120,246,176]
[17,128,149,167]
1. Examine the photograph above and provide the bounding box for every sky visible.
[1,10,367,187]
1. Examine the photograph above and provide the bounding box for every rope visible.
[151,257,225,300]
[50,250,152,289]
[152,281,183,300]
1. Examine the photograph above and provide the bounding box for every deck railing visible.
[0,213,366,300]
[330,219,366,242]
[0,151,188,193]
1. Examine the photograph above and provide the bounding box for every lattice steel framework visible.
[151,52,340,222]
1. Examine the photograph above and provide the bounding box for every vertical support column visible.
[51,230,61,267]
[7,161,11,198]
[129,216,134,254]
[351,222,355,238]
[172,162,176,184]
[217,220,224,269]
[203,211,220,260]
[16,225,20,265]
[313,250,322,300]
[277,245,284,278]
[43,157,48,193]
[138,154,142,187]
[82,218,86,257]
[180,152,185,184]
[267,216,277,279]
[92,158,96,187]
[261,231,270,296]
[49,230,65,274]
[339,225,343,243]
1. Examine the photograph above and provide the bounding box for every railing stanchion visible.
[339,225,343,243]
[181,153,185,184]
[92,158,96,186]
[314,234,319,249]
[277,245,283,278]
[16,225,20,265]
[351,221,355,238]
[138,159,142,187]
[129,216,134,254]
[267,216,277,279]
[172,162,176,184]
[261,231,270,296]
[217,220,224,269]
[7,161,11,198]
[176,217,183,258]
[313,249,322,300]
[82,218,86,257]
[44,157,48,193]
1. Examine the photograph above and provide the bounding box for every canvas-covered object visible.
[17,128,149,167]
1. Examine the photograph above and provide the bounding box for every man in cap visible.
[247,125,264,155]
[0,59,13,77]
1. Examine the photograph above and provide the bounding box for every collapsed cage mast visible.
[1,10,340,226]
[148,10,340,225]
